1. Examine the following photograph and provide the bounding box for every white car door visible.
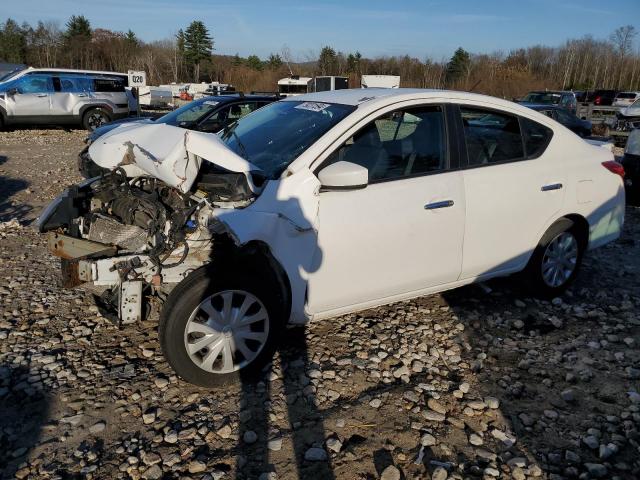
[6,74,53,119]
[306,104,465,317]
[456,104,566,279]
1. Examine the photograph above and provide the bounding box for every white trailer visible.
[361,75,401,89]
[138,86,172,107]
[277,76,313,97]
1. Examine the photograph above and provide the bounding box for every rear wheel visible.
[159,263,285,387]
[523,219,584,298]
[83,108,111,131]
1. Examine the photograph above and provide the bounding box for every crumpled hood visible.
[88,123,260,193]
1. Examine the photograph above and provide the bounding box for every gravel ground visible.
[0,129,639,480]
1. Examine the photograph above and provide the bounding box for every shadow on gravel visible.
[0,361,52,478]
[237,327,335,479]
[0,155,33,223]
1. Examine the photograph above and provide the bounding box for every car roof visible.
[520,102,562,110]
[527,90,573,95]
[13,67,127,77]
[193,94,278,104]
[280,88,530,110]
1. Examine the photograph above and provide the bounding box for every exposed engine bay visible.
[39,165,263,323]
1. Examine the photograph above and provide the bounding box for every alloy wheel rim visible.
[184,290,269,374]
[88,113,106,130]
[541,232,578,288]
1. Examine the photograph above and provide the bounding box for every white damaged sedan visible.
[39,89,626,386]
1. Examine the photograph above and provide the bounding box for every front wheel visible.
[82,108,111,131]
[523,219,584,298]
[159,265,284,387]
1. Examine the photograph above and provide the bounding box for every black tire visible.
[77,147,109,178]
[0,114,4,131]
[82,108,111,131]
[159,261,286,387]
[523,218,585,298]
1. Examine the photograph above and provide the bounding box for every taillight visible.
[602,161,625,178]
[594,96,601,105]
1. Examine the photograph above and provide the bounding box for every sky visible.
[3,0,640,60]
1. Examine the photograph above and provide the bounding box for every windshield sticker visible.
[295,102,330,112]
[203,101,220,106]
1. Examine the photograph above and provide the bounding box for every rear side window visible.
[57,76,93,93]
[93,78,126,92]
[521,117,553,159]
[460,106,524,166]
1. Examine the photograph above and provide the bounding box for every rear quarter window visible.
[93,78,126,93]
[521,117,553,159]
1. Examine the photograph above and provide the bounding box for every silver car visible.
[0,68,130,130]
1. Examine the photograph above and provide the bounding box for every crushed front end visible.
[39,164,261,323]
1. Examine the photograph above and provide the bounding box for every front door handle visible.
[424,200,454,210]
[36,93,48,97]
[541,183,563,191]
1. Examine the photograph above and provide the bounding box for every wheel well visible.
[232,240,292,322]
[563,214,590,250]
[80,105,113,120]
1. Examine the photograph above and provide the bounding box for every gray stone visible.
[584,463,607,478]
[304,447,328,461]
[431,466,448,480]
[243,430,258,444]
[380,465,401,480]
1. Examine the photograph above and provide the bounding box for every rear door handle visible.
[541,183,563,191]
[76,93,87,97]
[424,200,454,210]
[36,93,48,97]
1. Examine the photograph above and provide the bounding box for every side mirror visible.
[6,88,18,96]
[318,161,368,190]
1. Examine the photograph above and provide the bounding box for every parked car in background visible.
[78,94,278,177]
[622,128,640,201]
[573,91,587,102]
[613,91,640,108]
[586,89,618,106]
[522,103,592,137]
[520,90,577,113]
[40,89,625,386]
[0,67,129,130]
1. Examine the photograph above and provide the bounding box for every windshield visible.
[0,66,26,82]
[220,100,355,179]
[523,93,562,105]
[158,99,221,125]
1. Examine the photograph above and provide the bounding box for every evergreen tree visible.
[125,29,138,47]
[347,51,362,73]
[183,21,213,81]
[0,19,27,63]
[267,53,283,69]
[445,47,471,85]
[65,15,91,38]
[318,46,338,75]
[246,55,263,71]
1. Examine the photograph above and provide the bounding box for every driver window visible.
[324,105,447,182]
[18,75,53,94]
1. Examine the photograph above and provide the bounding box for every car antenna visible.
[468,80,482,93]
